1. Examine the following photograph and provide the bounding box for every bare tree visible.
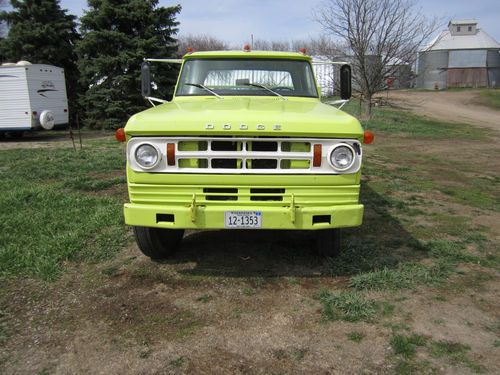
[314,0,441,118]
[178,34,229,54]
[292,35,343,56]
[252,39,291,51]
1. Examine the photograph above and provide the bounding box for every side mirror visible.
[141,61,151,98]
[340,64,352,100]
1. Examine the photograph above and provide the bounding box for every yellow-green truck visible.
[117,49,373,259]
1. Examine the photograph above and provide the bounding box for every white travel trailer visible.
[0,61,69,134]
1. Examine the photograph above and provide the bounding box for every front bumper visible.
[124,202,363,230]
[124,171,364,230]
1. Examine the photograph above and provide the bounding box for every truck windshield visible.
[176,59,318,98]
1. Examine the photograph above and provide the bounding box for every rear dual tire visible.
[133,226,184,260]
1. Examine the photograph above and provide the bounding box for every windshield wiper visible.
[185,83,223,99]
[243,82,287,100]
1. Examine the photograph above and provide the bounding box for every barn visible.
[417,20,500,89]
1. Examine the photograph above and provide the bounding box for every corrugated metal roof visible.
[424,29,500,51]
[449,19,477,25]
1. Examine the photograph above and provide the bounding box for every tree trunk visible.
[361,95,372,120]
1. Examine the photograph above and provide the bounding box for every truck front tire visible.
[316,228,341,257]
[133,226,184,260]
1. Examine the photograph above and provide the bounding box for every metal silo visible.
[487,50,500,87]
[417,50,449,89]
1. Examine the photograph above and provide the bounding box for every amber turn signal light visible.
[167,143,176,165]
[115,128,126,142]
[363,131,374,144]
[313,144,322,167]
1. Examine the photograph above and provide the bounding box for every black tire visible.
[316,229,341,257]
[133,226,184,260]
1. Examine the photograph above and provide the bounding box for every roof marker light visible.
[187,47,194,53]
[299,47,307,54]
[243,44,251,52]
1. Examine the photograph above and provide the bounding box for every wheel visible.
[133,226,184,260]
[316,229,341,257]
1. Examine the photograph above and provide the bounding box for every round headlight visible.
[330,144,355,170]
[135,144,160,169]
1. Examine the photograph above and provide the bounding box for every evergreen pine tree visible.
[77,0,181,129]
[0,0,80,120]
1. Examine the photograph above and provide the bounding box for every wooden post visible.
[68,122,76,151]
[76,114,83,149]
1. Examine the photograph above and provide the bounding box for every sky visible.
[58,0,500,45]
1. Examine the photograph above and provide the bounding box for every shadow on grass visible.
[161,184,425,278]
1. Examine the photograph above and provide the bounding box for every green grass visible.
[317,290,376,322]
[425,240,477,264]
[350,262,452,291]
[439,185,500,212]
[477,89,500,110]
[390,333,428,358]
[389,333,484,373]
[0,138,128,280]
[429,340,484,372]
[346,331,365,343]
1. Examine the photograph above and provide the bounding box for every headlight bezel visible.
[134,143,162,169]
[328,143,356,172]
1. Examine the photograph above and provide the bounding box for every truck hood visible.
[125,97,363,139]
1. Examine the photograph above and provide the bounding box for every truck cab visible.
[120,50,370,259]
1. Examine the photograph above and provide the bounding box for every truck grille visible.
[127,137,362,175]
[128,184,360,206]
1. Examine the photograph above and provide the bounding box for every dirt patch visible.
[2,236,499,375]
[385,90,500,132]
[2,112,500,373]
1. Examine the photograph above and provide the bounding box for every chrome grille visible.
[127,137,362,174]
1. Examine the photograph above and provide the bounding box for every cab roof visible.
[183,50,312,61]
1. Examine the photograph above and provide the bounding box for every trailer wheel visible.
[316,229,341,257]
[40,110,55,130]
[133,226,184,260]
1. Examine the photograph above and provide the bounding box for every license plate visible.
[224,211,262,228]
